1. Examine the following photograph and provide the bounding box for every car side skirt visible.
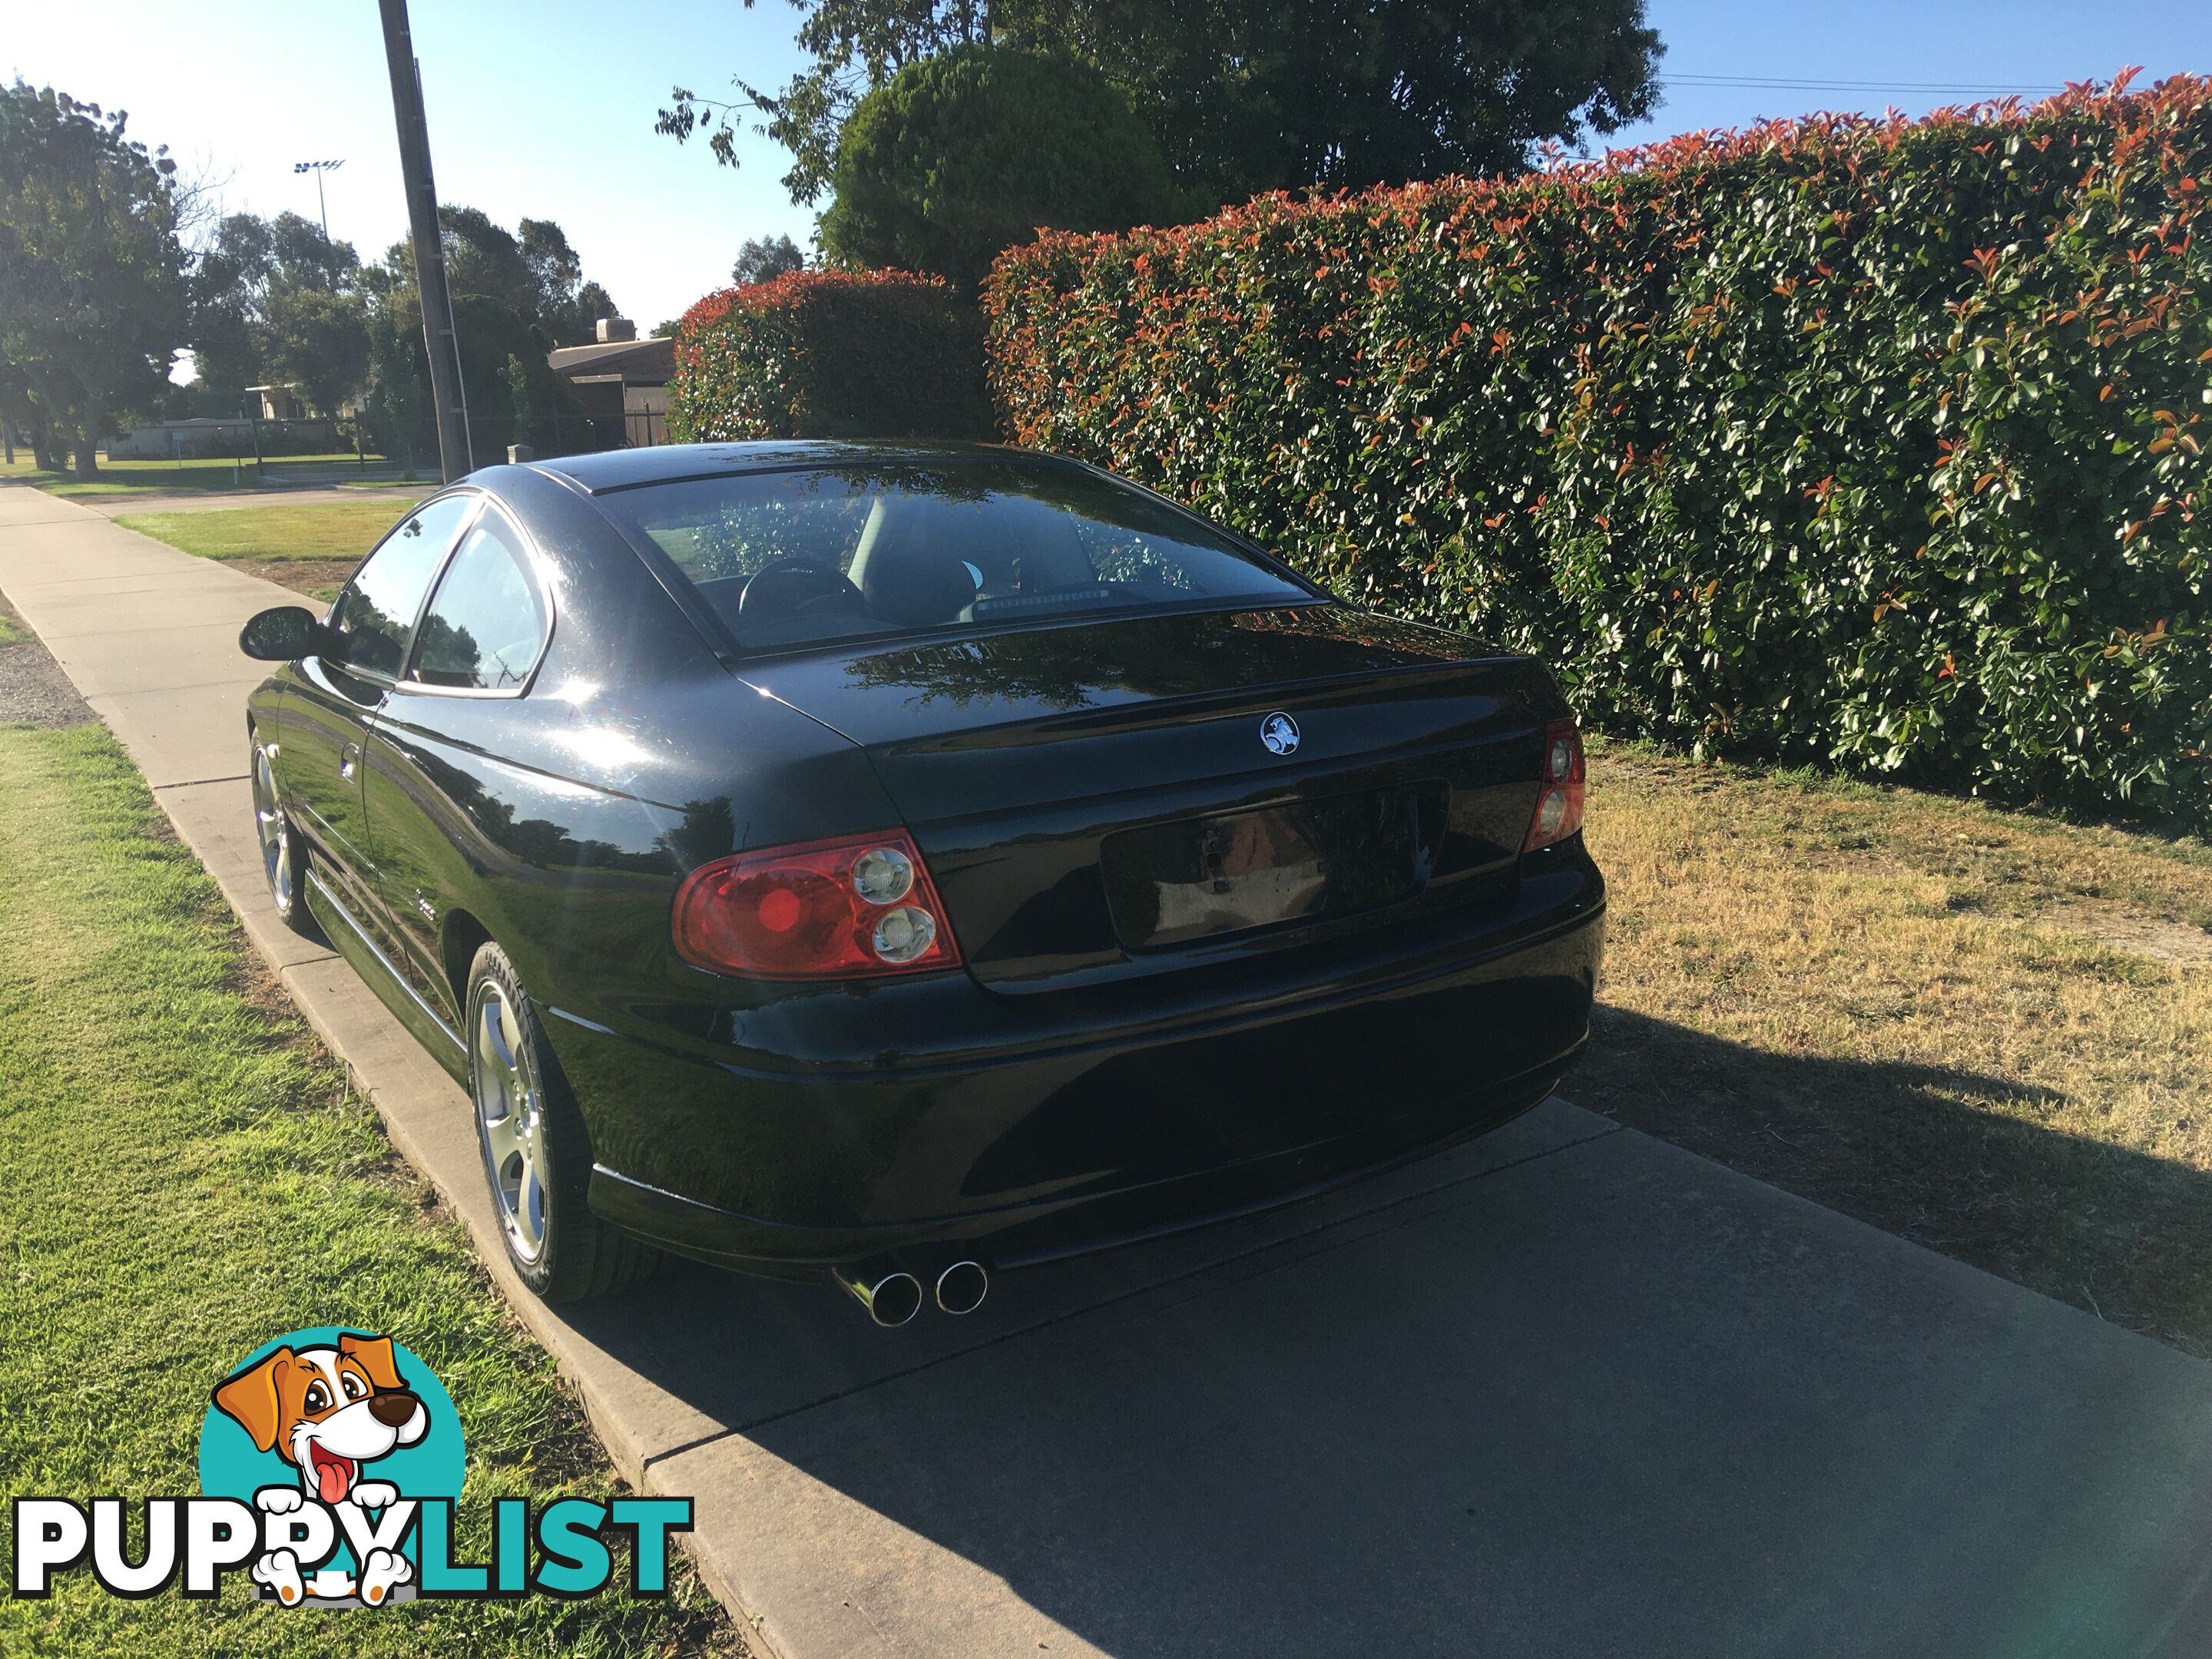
[306,869,469,1080]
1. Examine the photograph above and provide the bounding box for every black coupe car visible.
[239,442,1603,1323]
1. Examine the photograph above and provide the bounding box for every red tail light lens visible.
[672,830,962,980]
[1522,720,1586,853]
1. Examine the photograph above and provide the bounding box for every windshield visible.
[595,460,1316,652]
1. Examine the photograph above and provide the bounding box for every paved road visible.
[7,481,2212,1657]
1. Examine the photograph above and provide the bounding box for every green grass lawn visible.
[116,501,409,562]
[0,724,741,1654]
[2,453,414,498]
[116,502,413,601]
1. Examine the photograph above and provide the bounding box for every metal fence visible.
[451,412,633,465]
[103,417,354,464]
[84,407,669,482]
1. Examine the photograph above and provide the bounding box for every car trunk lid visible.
[738,604,1558,990]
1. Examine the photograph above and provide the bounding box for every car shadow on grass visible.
[1574,1004,2212,1359]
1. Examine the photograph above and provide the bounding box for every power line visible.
[1658,73,2065,97]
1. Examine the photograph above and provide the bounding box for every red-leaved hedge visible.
[986,76,2212,824]
[669,269,993,443]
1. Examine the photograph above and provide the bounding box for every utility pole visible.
[377,0,472,482]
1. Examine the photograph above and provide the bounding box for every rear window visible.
[595,461,1315,652]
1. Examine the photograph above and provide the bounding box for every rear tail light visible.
[672,830,962,979]
[1522,720,1586,853]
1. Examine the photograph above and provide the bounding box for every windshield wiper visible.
[968,584,1138,619]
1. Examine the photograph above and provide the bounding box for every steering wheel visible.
[737,557,864,621]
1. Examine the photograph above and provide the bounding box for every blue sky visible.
[5,2,2210,343]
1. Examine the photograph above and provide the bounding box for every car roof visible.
[526,439,1048,495]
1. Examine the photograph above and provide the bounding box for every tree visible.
[662,0,1008,204]
[0,81,185,477]
[364,207,620,466]
[267,210,356,290]
[382,207,619,343]
[817,47,1180,289]
[520,217,619,343]
[445,294,594,454]
[362,302,430,477]
[520,217,581,312]
[431,205,539,321]
[661,0,1663,209]
[0,352,58,469]
[732,233,806,285]
[187,213,273,392]
[187,209,359,396]
[503,352,533,430]
[1076,0,1665,200]
[260,282,371,416]
[568,280,621,340]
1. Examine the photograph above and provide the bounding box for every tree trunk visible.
[71,394,101,479]
[17,364,72,476]
[25,404,55,472]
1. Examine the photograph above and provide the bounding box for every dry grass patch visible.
[233,556,366,601]
[1574,739,2212,1354]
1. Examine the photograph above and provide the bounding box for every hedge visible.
[985,76,2212,825]
[669,268,993,443]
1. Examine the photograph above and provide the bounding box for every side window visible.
[327,495,477,678]
[407,508,549,691]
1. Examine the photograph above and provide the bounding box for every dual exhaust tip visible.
[836,1260,988,1327]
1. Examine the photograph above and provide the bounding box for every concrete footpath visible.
[6,478,2212,1657]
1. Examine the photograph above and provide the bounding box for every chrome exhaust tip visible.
[833,1264,922,1328]
[935,1260,988,1316]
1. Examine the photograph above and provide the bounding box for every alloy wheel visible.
[472,982,551,1263]
[251,743,294,912]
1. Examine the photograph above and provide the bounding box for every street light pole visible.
[293,159,344,243]
[376,0,472,483]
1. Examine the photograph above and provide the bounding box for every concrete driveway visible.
[6,479,2212,1657]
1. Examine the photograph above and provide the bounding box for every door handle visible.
[340,742,359,780]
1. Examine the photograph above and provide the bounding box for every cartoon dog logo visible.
[210,1333,428,1605]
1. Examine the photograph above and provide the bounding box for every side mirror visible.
[238,605,324,662]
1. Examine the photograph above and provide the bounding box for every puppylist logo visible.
[12,1327,690,1608]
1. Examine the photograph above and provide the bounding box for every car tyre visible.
[465,942,661,1302]
[250,724,320,939]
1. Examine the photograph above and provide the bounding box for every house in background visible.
[548,317,672,448]
[243,384,305,422]
[105,418,263,460]
[106,381,338,460]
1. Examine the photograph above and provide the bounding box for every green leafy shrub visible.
[986,77,2212,825]
[669,268,993,442]
[819,45,1184,293]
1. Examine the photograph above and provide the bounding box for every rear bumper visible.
[546,855,1604,1270]
[588,1050,1574,1273]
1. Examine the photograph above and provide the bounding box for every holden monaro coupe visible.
[238,442,1604,1324]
